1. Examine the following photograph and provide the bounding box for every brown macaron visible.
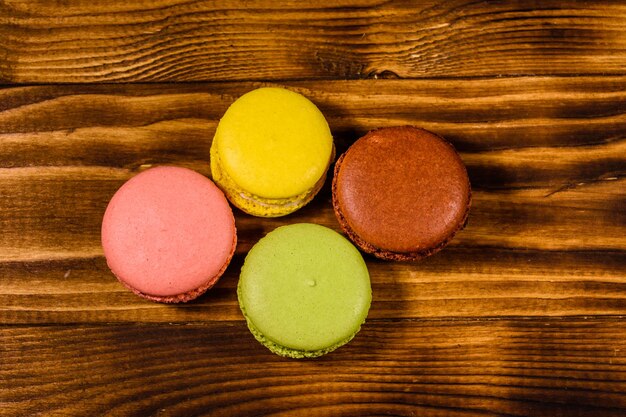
[332,126,471,261]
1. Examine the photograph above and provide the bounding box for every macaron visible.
[332,126,471,261]
[238,223,371,358]
[101,166,237,303]
[210,87,334,217]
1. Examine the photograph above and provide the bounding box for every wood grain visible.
[2,2,626,415]
[3,319,626,416]
[0,79,624,324]
[2,0,626,83]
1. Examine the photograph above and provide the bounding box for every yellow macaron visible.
[211,87,334,217]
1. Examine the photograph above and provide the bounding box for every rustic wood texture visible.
[2,1,626,415]
[1,0,626,83]
[4,320,626,416]
[0,79,624,325]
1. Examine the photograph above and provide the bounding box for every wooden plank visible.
[2,246,626,323]
[3,319,626,416]
[1,77,625,162]
[0,79,624,323]
[1,1,626,82]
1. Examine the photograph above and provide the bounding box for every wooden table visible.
[2,1,625,416]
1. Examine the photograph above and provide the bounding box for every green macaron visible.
[238,223,371,358]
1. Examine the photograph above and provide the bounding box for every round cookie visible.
[101,166,237,303]
[332,126,471,261]
[211,87,334,217]
[238,223,371,358]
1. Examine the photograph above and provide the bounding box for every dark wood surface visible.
[1,1,626,416]
[2,0,626,82]
[5,320,626,416]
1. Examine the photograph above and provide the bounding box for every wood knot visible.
[315,50,366,78]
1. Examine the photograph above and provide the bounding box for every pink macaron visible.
[101,166,237,303]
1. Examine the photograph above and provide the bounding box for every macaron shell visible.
[101,166,236,300]
[238,223,371,354]
[239,308,360,359]
[213,87,333,199]
[119,231,237,303]
[210,141,334,217]
[333,126,471,257]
